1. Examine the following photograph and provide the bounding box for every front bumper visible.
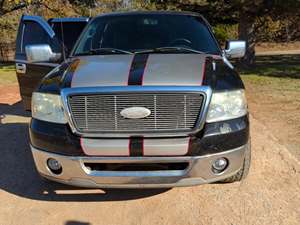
[31,144,247,188]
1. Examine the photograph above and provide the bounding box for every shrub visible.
[213,24,238,46]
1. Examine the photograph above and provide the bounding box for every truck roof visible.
[49,17,90,23]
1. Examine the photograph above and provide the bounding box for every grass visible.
[238,54,300,91]
[241,74,300,91]
[238,54,300,79]
[0,64,17,85]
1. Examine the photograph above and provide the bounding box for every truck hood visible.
[69,54,210,87]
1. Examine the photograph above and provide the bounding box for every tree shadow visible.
[236,54,300,79]
[0,102,169,202]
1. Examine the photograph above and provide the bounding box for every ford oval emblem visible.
[120,107,151,119]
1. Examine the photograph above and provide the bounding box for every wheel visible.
[220,141,251,183]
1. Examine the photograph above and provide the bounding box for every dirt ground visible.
[244,80,300,161]
[0,80,299,225]
[239,54,300,161]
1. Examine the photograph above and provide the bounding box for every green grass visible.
[0,64,15,71]
[238,55,300,79]
[0,64,17,85]
[241,74,300,91]
[238,54,300,91]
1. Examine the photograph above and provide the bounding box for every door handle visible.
[16,63,26,74]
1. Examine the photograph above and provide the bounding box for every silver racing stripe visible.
[70,54,208,87]
[81,138,129,156]
[143,137,190,156]
[143,54,207,86]
[71,55,134,87]
[80,137,190,156]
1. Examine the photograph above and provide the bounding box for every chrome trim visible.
[224,40,246,59]
[222,54,234,69]
[61,86,212,138]
[25,44,61,63]
[15,63,26,74]
[23,15,55,38]
[20,23,25,53]
[31,144,247,188]
[15,59,59,67]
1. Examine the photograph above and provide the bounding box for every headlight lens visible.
[32,92,66,124]
[206,89,247,123]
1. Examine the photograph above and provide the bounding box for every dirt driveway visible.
[0,85,299,225]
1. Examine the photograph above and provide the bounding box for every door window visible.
[15,23,25,54]
[23,21,51,45]
[16,20,60,56]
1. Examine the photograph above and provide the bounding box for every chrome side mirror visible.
[224,40,246,59]
[25,44,61,63]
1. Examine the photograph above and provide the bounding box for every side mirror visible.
[25,44,62,63]
[224,40,246,59]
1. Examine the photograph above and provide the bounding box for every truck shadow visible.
[0,102,169,202]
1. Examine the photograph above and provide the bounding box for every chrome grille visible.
[68,93,203,133]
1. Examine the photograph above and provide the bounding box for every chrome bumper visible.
[31,144,247,188]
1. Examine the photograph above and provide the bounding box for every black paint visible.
[129,137,144,156]
[128,54,149,85]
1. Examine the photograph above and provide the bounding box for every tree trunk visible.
[238,11,256,67]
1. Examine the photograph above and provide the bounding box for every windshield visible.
[73,14,220,55]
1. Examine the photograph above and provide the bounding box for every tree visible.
[1,0,299,64]
[236,0,300,66]
[149,0,300,66]
[0,0,29,16]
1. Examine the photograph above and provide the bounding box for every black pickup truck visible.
[15,11,250,188]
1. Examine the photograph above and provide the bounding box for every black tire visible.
[220,141,251,183]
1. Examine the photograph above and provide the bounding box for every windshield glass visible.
[73,14,220,55]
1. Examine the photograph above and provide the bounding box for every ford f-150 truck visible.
[15,11,250,188]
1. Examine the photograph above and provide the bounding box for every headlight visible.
[32,92,66,124]
[206,89,247,123]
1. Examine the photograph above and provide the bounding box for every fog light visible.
[47,158,62,174]
[212,157,228,173]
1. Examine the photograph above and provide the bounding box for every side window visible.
[21,21,61,54]
[15,23,25,54]
[23,21,51,47]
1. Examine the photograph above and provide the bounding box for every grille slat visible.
[68,93,203,133]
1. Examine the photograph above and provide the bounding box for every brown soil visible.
[0,85,20,104]
[243,78,300,161]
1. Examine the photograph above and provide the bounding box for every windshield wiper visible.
[75,48,133,56]
[134,47,206,54]
[91,48,133,54]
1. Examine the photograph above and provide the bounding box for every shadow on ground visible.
[236,54,300,79]
[65,221,91,225]
[0,102,169,202]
